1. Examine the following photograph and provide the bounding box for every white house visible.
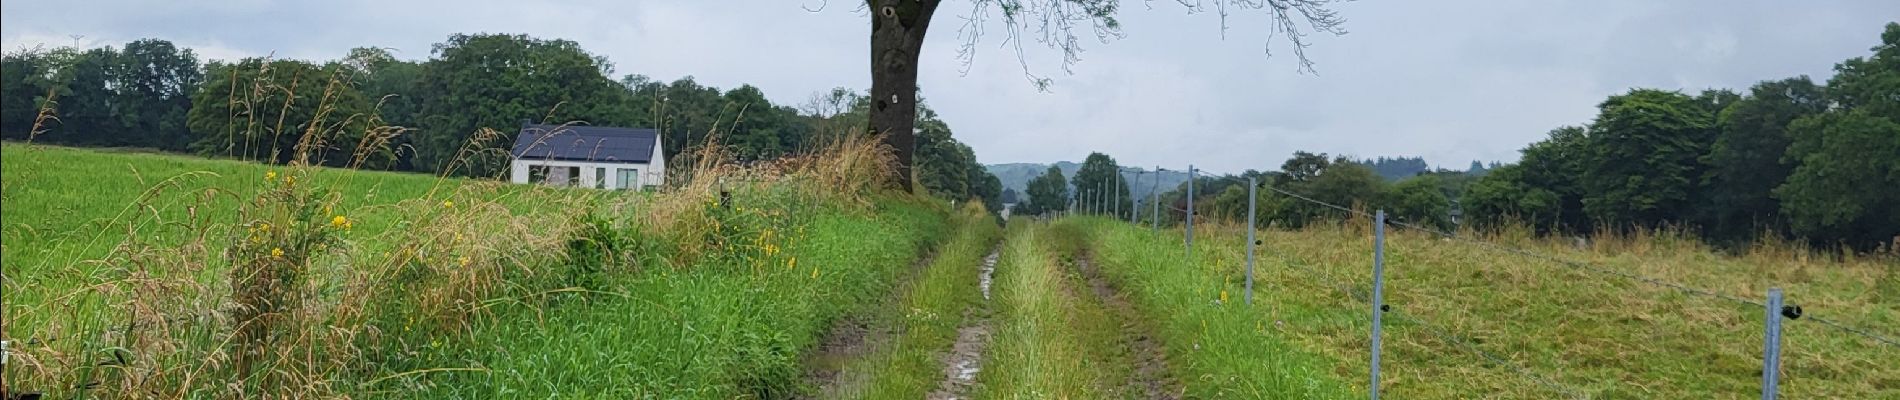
[509,123,666,190]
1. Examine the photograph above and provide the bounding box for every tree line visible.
[1465,23,1900,249]
[0,34,1003,209]
[1010,22,1898,251]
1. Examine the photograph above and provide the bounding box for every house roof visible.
[510,123,659,163]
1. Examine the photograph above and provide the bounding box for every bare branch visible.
[802,0,829,13]
[955,0,1346,88]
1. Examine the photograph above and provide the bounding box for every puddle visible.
[929,247,1002,400]
[979,251,999,300]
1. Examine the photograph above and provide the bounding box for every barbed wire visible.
[1258,184,1900,349]
[1262,246,1590,398]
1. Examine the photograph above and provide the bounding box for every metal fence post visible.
[1246,177,1257,305]
[1151,165,1161,233]
[1370,210,1387,400]
[1763,288,1785,400]
[1186,165,1196,256]
[1114,171,1121,221]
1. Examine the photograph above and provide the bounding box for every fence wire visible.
[1264,247,1590,399]
[1259,184,1900,349]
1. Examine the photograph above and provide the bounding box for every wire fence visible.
[1080,168,1900,398]
[1265,226,1591,399]
[1258,184,1900,348]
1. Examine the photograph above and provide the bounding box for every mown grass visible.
[825,202,1002,399]
[972,220,1133,399]
[1073,214,1899,398]
[1,136,961,398]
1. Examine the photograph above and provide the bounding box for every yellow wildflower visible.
[330,215,351,229]
[442,200,455,209]
[258,222,271,231]
[264,171,277,182]
[458,256,471,267]
[270,248,285,259]
[284,175,295,186]
[811,266,819,279]
[787,257,797,271]
[1220,290,1229,304]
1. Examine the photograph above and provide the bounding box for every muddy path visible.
[924,248,1000,400]
[1073,253,1183,400]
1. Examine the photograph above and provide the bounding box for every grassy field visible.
[1,142,968,398]
[1072,215,1899,398]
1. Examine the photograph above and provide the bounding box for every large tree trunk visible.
[869,0,940,192]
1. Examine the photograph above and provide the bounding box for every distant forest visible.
[0,34,1002,210]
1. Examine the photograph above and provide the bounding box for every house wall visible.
[510,159,654,190]
[647,136,666,188]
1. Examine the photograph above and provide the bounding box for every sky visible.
[4,1,1895,174]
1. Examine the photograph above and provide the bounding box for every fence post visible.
[1246,177,1257,305]
[1151,165,1161,233]
[1114,171,1122,221]
[1762,288,1785,400]
[1186,165,1196,256]
[1369,210,1387,400]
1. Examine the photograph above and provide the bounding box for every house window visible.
[617,168,641,190]
[533,165,580,186]
[528,165,550,183]
[596,167,607,189]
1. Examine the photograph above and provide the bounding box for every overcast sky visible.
[4,1,1894,174]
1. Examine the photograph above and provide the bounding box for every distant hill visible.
[986,162,1191,201]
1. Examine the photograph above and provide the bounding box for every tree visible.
[858,0,1346,192]
[1388,175,1451,230]
[1776,23,1900,248]
[1702,77,1826,240]
[1463,164,1563,230]
[112,39,202,151]
[1000,187,1020,204]
[1776,110,1900,248]
[1,49,54,137]
[720,84,812,161]
[1579,89,1715,229]
[1070,152,1129,214]
[344,47,427,169]
[57,47,122,145]
[187,58,376,166]
[412,34,636,176]
[1021,165,1069,215]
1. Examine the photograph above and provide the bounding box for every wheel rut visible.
[925,247,1000,400]
[1074,253,1183,400]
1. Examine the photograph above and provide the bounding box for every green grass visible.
[973,220,1133,399]
[826,204,1003,399]
[1071,215,1899,398]
[1063,217,1356,399]
[376,196,953,398]
[0,143,965,398]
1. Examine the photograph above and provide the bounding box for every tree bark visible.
[869,0,940,192]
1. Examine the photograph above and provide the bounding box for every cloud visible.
[4,0,1895,174]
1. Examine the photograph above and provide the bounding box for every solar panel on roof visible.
[510,124,659,163]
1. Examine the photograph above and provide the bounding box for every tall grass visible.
[2,58,952,398]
